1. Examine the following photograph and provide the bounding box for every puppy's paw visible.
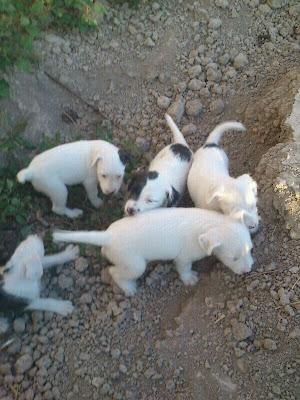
[121,281,137,297]
[181,271,199,286]
[67,208,83,219]
[57,301,74,316]
[91,198,103,208]
[64,245,80,260]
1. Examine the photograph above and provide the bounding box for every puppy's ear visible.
[230,209,254,225]
[118,149,131,165]
[207,186,225,205]
[91,153,102,168]
[198,231,222,256]
[165,186,180,207]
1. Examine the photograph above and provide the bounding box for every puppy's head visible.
[198,222,254,275]
[208,175,260,234]
[125,170,177,216]
[92,148,129,196]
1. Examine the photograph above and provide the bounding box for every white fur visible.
[124,114,192,215]
[187,122,260,234]
[2,235,79,315]
[17,140,126,218]
[53,208,254,296]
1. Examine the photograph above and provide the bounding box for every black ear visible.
[118,149,131,165]
[166,186,180,207]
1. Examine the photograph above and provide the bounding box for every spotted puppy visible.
[187,122,260,234]
[17,140,129,218]
[0,235,78,315]
[124,114,192,216]
[53,207,254,296]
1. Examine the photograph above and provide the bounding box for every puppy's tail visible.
[205,121,246,146]
[53,230,111,247]
[165,114,188,146]
[17,168,33,183]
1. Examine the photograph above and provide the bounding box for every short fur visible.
[124,114,192,216]
[17,140,129,218]
[53,207,254,296]
[0,235,79,315]
[187,122,260,234]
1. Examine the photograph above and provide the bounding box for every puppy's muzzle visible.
[126,207,136,216]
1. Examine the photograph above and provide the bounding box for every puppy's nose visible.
[106,190,116,196]
[127,207,135,216]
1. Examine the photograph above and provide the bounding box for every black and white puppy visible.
[0,235,78,315]
[124,114,192,215]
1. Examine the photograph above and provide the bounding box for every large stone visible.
[167,97,185,123]
[15,354,33,374]
[185,100,203,117]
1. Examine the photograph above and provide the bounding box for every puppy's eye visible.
[233,256,239,262]
[146,199,154,203]
[102,174,107,178]
[117,175,122,179]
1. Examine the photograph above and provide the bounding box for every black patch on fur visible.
[118,149,130,165]
[127,172,147,200]
[166,186,180,207]
[0,283,29,314]
[203,143,220,149]
[170,144,192,162]
[147,170,159,180]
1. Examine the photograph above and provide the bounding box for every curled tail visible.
[17,168,33,183]
[165,114,188,146]
[205,121,246,146]
[53,230,111,247]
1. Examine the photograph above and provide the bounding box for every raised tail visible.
[165,114,188,146]
[17,168,33,183]
[205,121,246,146]
[53,230,111,247]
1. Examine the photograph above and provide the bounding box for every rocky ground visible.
[0,1,299,399]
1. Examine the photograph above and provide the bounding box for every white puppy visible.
[53,207,254,296]
[124,114,192,216]
[187,122,259,234]
[17,140,129,218]
[0,235,79,315]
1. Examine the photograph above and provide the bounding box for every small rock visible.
[15,354,33,374]
[210,99,224,114]
[157,96,171,109]
[231,320,253,341]
[188,65,202,78]
[188,79,204,91]
[236,357,249,373]
[289,327,300,339]
[0,317,9,335]
[233,53,248,69]
[182,123,197,136]
[58,274,73,290]
[135,137,151,152]
[119,364,127,373]
[215,0,229,8]
[263,338,277,351]
[219,53,230,65]
[13,318,26,333]
[92,377,104,389]
[144,37,155,47]
[111,349,121,359]
[75,257,88,272]
[185,99,203,117]
[167,97,185,123]
[208,18,222,29]
[79,293,92,305]
[267,0,288,9]
[206,68,222,82]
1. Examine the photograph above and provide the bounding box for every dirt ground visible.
[0,1,299,399]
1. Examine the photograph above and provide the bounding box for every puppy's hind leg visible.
[175,259,198,286]
[42,245,79,269]
[108,256,146,296]
[83,177,103,208]
[38,179,83,218]
[26,298,74,316]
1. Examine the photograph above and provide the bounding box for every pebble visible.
[263,338,277,351]
[289,327,300,339]
[231,320,253,341]
[208,18,222,30]
[267,0,288,9]
[182,123,197,136]
[210,99,225,114]
[79,293,93,304]
[215,0,229,8]
[92,377,104,388]
[233,53,249,69]
[15,354,33,374]
[75,257,89,272]
[185,99,203,117]
[58,274,73,290]
[144,37,155,47]
[135,137,151,152]
[157,96,171,109]
[188,65,202,78]
[0,317,9,334]
[188,79,204,91]
[167,97,185,123]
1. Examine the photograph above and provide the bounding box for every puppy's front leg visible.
[83,177,103,208]
[175,259,198,286]
[42,245,79,269]
[26,298,74,315]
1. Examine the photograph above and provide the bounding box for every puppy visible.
[0,235,78,315]
[124,114,192,216]
[53,207,254,296]
[17,140,129,218]
[187,122,259,234]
